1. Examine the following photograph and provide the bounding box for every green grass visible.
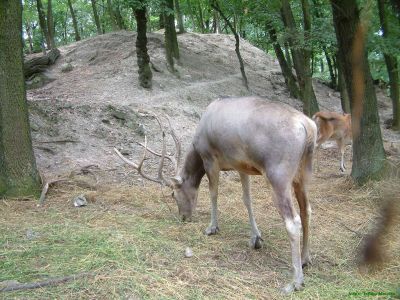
[0,178,399,299]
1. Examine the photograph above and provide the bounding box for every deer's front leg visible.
[240,173,262,249]
[205,167,220,235]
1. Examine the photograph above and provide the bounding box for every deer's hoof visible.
[205,225,219,235]
[250,236,263,249]
[282,281,304,294]
[302,256,312,268]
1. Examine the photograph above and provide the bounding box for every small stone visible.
[184,247,193,258]
[73,194,87,207]
[61,63,73,72]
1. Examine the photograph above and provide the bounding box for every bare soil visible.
[27,30,399,186]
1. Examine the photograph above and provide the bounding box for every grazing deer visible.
[312,111,352,172]
[115,96,317,293]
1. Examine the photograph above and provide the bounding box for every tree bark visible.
[114,4,126,30]
[134,3,153,88]
[36,0,50,48]
[0,1,41,197]
[212,0,249,90]
[175,0,185,33]
[281,0,319,116]
[67,0,81,41]
[107,0,119,31]
[196,0,205,33]
[163,0,180,71]
[337,55,351,113]
[25,22,34,53]
[265,19,299,98]
[331,0,386,184]
[47,0,56,48]
[91,0,102,35]
[377,0,400,130]
[24,48,60,78]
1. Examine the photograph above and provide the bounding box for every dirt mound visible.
[26,30,399,183]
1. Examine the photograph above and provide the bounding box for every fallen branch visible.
[24,48,60,78]
[39,178,68,206]
[0,272,95,292]
[37,139,79,144]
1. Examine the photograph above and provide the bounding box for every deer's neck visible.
[181,145,205,189]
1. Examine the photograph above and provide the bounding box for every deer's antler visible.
[114,113,181,188]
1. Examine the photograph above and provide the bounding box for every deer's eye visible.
[171,191,175,198]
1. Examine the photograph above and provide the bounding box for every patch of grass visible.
[0,177,399,299]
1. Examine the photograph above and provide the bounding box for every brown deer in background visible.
[115,96,317,293]
[312,111,352,172]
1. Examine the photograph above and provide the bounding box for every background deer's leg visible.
[337,139,346,172]
[204,163,220,235]
[239,172,262,249]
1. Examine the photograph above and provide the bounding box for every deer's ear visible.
[170,176,183,187]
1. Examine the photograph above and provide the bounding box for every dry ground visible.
[1,30,399,299]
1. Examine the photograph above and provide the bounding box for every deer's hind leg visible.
[293,179,311,267]
[269,174,304,293]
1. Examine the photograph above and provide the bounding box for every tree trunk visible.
[175,0,185,33]
[197,0,205,33]
[337,55,351,113]
[107,0,118,31]
[36,0,50,48]
[0,1,41,197]
[323,47,336,89]
[47,0,56,49]
[186,0,196,30]
[114,4,126,30]
[331,0,386,184]
[25,22,34,53]
[281,0,319,116]
[212,10,221,33]
[265,19,299,98]
[67,0,81,41]
[164,0,180,71]
[24,48,61,78]
[377,0,400,130]
[212,0,248,90]
[134,3,152,88]
[91,0,102,35]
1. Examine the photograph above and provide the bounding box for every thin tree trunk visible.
[281,0,319,116]
[91,0,102,35]
[114,4,126,30]
[331,0,386,184]
[25,22,34,53]
[36,0,50,48]
[164,0,180,71]
[175,0,185,33]
[107,0,118,31]
[212,0,249,90]
[197,0,205,33]
[0,1,41,197]
[337,55,351,113]
[47,0,56,48]
[377,0,400,130]
[265,19,299,98]
[134,2,152,88]
[323,47,336,89]
[212,10,221,33]
[187,0,197,30]
[67,0,81,41]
